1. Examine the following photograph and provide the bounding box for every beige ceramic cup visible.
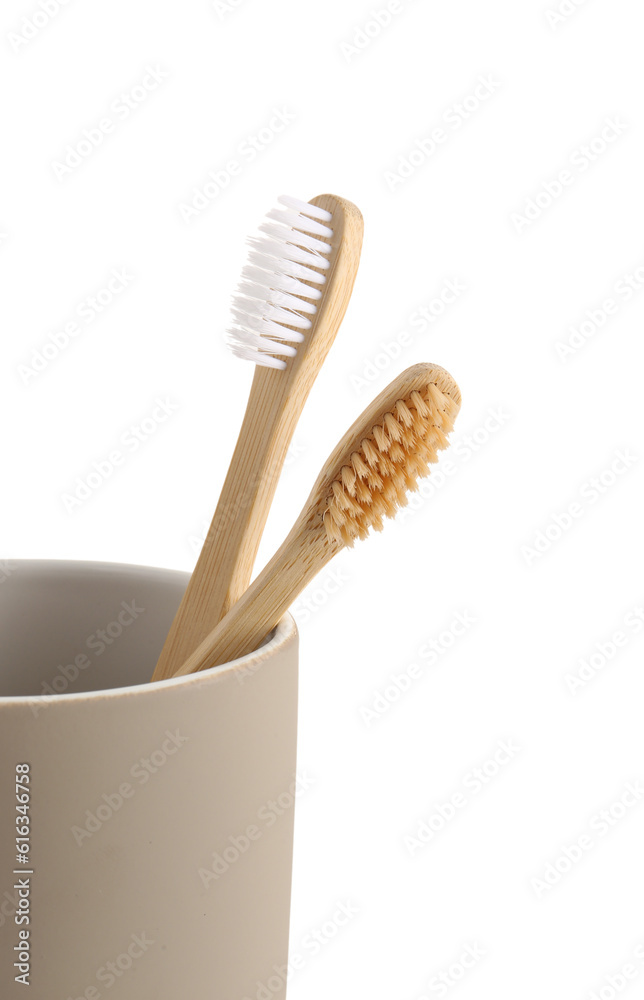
[0,560,298,1000]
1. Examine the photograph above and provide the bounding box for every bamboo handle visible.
[171,527,333,676]
[151,194,363,682]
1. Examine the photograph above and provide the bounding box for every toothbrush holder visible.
[0,559,298,1000]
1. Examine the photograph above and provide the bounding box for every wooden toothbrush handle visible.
[151,194,363,682]
[152,365,301,680]
[172,528,333,677]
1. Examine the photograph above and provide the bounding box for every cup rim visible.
[0,558,297,705]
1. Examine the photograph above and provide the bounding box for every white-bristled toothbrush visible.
[151,194,363,682]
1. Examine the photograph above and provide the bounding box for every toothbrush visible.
[170,363,461,677]
[152,194,363,682]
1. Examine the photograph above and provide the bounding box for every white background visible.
[2,0,644,997]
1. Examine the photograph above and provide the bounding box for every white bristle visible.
[277,195,332,222]
[246,249,327,285]
[265,208,333,239]
[257,221,330,255]
[227,195,334,370]
[236,281,318,315]
[240,265,323,301]
[231,306,308,338]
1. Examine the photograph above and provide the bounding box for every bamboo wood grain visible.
[151,194,363,682]
[171,363,461,677]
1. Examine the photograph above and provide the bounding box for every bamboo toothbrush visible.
[170,363,461,677]
[152,194,363,682]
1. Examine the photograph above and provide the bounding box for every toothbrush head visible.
[321,364,462,547]
[227,195,336,370]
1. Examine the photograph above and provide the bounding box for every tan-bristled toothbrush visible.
[151,194,363,682]
[170,363,461,677]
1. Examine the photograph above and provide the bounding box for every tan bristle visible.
[426,425,449,449]
[374,451,398,477]
[350,451,370,479]
[384,412,403,442]
[389,441,406,464]
[410,390,430,419]
[425,382,442,406]
[331,480,353,511]
[361,438,380,466]
[394,400,414,427]
[323,509,343,544]
[368,491,387,515]
[381,479,399,502]
[341,465,357,495]
[372,424,389,452]
[323,381,458,547]
[355,478,371,503]
[401,467,420,492]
